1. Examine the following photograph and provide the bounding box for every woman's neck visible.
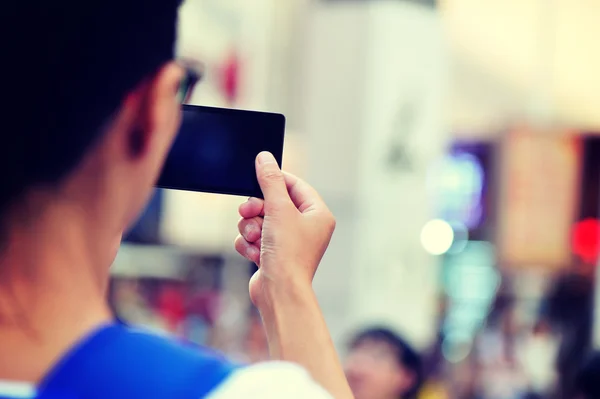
[0,206,115,383]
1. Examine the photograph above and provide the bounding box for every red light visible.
[572,218,600,263]
[221,51,239,105]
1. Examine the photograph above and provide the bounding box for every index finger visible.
[239,197,265,218]
[283,172,325,214]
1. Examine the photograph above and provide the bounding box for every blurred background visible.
[109,0,600,398]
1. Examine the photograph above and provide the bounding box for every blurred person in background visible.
[517,319,559,399]
[545,274,594,399]
[418,333,449,399]
[574,352,600,399]
[345,327,423,399]
[477,292,528,399]
[0,1,352,398]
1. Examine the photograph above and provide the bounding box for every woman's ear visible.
[140,62,184,156]
[121,61,184,161]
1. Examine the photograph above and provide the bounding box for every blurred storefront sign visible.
[429,152,484,229]
[498,129,581,269]
[428,143,493,241]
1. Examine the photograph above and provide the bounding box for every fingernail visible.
[257,151,275,165]
[247,246,259,259]
[244,223,256,238]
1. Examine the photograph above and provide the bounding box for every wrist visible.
[256,277,315,318]
[254,277,321,361]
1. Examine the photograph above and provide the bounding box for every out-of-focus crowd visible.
[109,270,599,399]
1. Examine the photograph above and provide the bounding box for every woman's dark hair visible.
[0,0,182,219]
[350,327,423,399]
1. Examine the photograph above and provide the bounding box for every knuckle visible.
[261,167,284,183]
[320,211,336,233]
[264,198,289,213]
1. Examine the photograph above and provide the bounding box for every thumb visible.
[256,152,291,204]
[283,172,325,214]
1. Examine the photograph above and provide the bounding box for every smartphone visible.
[157,105,285,198]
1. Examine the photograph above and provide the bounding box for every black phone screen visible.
[157,105,285,198]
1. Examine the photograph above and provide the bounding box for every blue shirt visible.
[0,324,331,399]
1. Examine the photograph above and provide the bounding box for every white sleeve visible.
[205,362,333,399]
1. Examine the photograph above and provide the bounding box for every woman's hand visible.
[234,151,335,309]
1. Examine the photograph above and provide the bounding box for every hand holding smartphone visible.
[157,105,286,198]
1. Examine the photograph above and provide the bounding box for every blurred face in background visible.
[345,338,415,399]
